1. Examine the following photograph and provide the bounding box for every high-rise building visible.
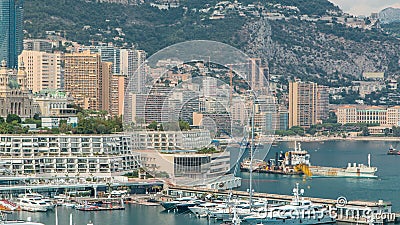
[109,74,125,116]
[18,50,62,93]
[81,45,121,75]
[122,49,152,123]
[288,80,329,128]
[121,49,147,94]
[278,108,289,131]
[23,39,53,53]
[248,58,266,91]
[100,62,113,112]
[64,50,102,110]
[0,0,23,69]
[202,77,217,97]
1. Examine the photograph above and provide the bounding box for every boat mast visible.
[368,154,371,167]
[55,206,58,225]
[249,97,255,211]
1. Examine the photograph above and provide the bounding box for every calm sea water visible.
[7,140,400,225]
[238,141,400,210]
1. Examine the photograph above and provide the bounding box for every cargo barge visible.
[240,143,377,178]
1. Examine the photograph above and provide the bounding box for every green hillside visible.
[23,0,400,81]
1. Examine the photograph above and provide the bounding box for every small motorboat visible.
[387,145,399,155]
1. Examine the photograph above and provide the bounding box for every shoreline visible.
[274,136,400,142]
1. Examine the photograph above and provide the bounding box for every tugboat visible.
[387,145,400,155]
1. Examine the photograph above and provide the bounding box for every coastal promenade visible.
[0,176,164,198]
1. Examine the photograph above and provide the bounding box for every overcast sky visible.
[328,0,400,16]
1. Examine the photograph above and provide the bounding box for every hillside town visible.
[0,0,400,224]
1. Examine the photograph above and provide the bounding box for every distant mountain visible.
[242,18,400,85]
[23,0,400,84]
[379,7,400,24]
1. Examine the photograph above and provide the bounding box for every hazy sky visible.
[328,0,400,16]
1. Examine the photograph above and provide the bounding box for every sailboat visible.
[215,99,264,223]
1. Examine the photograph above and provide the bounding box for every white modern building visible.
[130,129,211,150]
[41,116,78,129]
[138,150,240,189]
[0,134,140,177]
[33,90,76,117]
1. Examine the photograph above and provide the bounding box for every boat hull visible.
[176,203,197,212]
[160,202,179,210]
[310,166,377,178]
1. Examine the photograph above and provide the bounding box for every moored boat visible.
[243,183,336,225]
[387,145,400,155]
[160,197,197,210]
[17,193,55,212]
[310,154,377,178]
[188,202,219,216]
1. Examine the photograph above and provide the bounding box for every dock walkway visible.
[167,186,397,224]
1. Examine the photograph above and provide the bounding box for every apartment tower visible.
[18,50,62,93]
[64,50,102,110]
[289,80,328,128]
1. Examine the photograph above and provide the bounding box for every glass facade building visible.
[0,0,23,69]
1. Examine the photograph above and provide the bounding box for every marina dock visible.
[166,186,398,224]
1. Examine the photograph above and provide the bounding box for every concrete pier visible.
[167,186,397,224]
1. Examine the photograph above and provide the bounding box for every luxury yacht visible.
[243,184,336,225]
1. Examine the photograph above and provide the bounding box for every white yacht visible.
[188,202,219,216]
[208,200,268,220]
[17,193,54,212]
[243,184,336,225]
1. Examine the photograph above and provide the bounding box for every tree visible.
[362,126,370,136]
[33,113,41,120]
[323,112,337,124]
[147,121,158,130]
[393,126,400,137]
[384,128,390,137]
[24,118,41,128]
[6,114,21,123]
[0,117,4,123]
[179,120,190,131]
[307,127,317,135]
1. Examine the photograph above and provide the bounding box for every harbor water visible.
[237,140,400,210]
[7,140,400,225]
